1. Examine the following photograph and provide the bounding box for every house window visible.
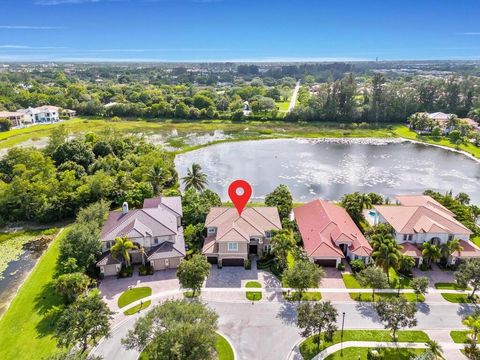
[408,234,413,241]
[448,234,454,241]
[265,231,272,238]
[208,227,216,234]
[228,242,238,252]
[154,237,159,245]
[403,234,407,241]
[263,244,271,253]
[165,259,169,268]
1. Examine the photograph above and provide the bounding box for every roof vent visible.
[122,202,129,214]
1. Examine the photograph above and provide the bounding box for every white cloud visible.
[0,25,64,30]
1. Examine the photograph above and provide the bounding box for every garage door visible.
[222,258,244,266]
[207,256,218,264]
[314,259,338,267]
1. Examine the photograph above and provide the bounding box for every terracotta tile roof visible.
[400,242,422,258]
[452,240,480,259]
[374,195,471,235]
[205,207,281,242]
[293,200,372,259]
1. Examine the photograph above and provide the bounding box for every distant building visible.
[0,111,25,127]
[18,106,60,124]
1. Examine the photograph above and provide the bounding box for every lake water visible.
[175,138,480,204]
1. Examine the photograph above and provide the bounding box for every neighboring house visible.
[368,195,479,265]
[18,106,60,123]
[96,196,185,276]
[427,112,454,133]
[0,111,25,127]
[294,199,372,268]
[202,207,281,266]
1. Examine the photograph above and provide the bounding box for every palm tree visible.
[147,164,165,195]
[270,229,296,270]
[422,242,442,268]
[372,235,402,284]
[463,313,480,345]
[426,340,444,359]
[398,254,415,274]
[182,163,208,192]
[111,236,138,267]
[441,238,464,264]
[359,193,372,210]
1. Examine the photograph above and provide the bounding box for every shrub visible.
[244,259,251,270]
[119,265,134,278]
[138,264,153,276]
[337,263,345,271]
[350,259,366,273]
[419,262,431,271]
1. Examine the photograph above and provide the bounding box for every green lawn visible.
[392,126,480,160]
[343,268,412,290]
[124,300,151,315]
[0,227,70,360]
[325,347,425,360]
[300,330,429,360]
[451,331,470,344]
[276,101,290,113]
[472,236,480,248]
[117,287,152,308]
[440,293,476,303]
[139,333,234,360]
[245,281,262,301]
[348,292,424,302]
[435,282,470,290]
[283,291,322,301]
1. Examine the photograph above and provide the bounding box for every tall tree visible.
[176,254,211,296]
[283,260,324,299]
[53,272,91,303]
[122,300,218,360]
[111,236,137,267]
[374,298,418,340]
[440,238,464,263]
[455,259,480,298]
[411,277,429,302]
[147,164,165,195]
[270,229,296,270]
[371,235,402,284]
[422,242,442,268]
[357,266,388,302]
[296,301,338,350]
[182,163,208,192]
[265,184,293,220]
[55,291,113,353]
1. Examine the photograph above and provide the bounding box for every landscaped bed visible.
[300,330,429,360]
[440,293,477,303]
[324,347,425,360]
[434,282,470,290]
[124,300,152,315]
[118,286,152,308]
[348,292,424,302]
[245,281,262,301]
[450,330,470,343]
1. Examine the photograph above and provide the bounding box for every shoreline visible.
[176,135,480,164]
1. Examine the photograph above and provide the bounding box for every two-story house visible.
[368,195,478,265]
[96,196,185,276]
[202,207,282,266]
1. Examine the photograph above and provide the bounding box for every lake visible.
[175,138,480,204]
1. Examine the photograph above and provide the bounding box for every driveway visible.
[99,269,180,311]
[412,264,455,286]
[320,265,351,302]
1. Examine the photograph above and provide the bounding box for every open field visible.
[0,227,70,360]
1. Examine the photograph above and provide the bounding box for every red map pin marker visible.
[228,180,252,216]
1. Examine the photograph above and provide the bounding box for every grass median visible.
[245,281,262,301]
[300,330,429,360]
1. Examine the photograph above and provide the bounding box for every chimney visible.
[122,202,129,214]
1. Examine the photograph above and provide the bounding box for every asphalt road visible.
[92,300,476,360]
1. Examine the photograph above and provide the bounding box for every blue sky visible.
[0,0,479,62]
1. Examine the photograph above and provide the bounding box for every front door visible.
[249,244,258,255]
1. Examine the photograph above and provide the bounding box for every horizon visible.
[1,0,480,62]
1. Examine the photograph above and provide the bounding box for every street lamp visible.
[341,312,346,356]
